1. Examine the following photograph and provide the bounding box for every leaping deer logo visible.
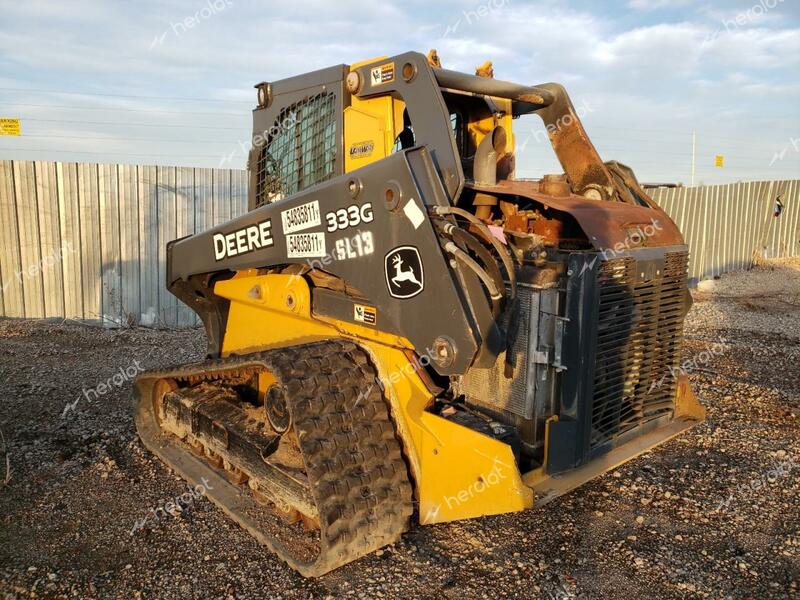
[385,246,424,299]
[390,254,421,288]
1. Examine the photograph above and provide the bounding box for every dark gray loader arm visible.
[167,148,496,375]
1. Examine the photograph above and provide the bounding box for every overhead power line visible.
[17,134,245,144]
[2,102,249,117]
[591,147,778,162]
[15,117,248,131]
[521,157,798,169]
[1,148,229,159]
[5,135,783,165]
[566,125,790,146]
[0,87,252,104]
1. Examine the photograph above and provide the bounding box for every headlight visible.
[255,82,271,109]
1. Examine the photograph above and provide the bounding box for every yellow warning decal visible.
[369,63,395,86]
[0,118,20,136]
[353,304,377,326]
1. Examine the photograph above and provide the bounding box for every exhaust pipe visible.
[473,126,507,186]
[473,126,506,220]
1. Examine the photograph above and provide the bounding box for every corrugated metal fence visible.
[0,160,248,327]
[649,179,799,283]
[0,159,798,326]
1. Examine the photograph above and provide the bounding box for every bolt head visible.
[432,337,455,368]
[345,71,361,93]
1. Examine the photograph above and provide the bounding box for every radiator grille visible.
[254,93,337,207]
[459,286,534,419]
[590,251,688,449]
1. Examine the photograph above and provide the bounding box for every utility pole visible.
[691,130,696,187]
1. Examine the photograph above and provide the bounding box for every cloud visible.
[701,27,800,69]
[591,23,703,73]
[0,0,797,184]
[627,0,693,10]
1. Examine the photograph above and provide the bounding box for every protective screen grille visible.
[254,93,336,207]
[459,285,534,419]
[590,251,689,449]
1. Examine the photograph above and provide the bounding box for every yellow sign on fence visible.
[715,155,724,168]
[0,118,21,136]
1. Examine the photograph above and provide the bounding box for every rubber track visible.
[135,340,414,576]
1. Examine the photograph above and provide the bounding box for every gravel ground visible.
[1,260,798,599]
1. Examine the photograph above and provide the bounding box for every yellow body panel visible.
[344,59,515,178]
[215,273,410,352]
[343,95,406,172]
[343,104,388,172]
[349,56,389,70]
[361,342,533,524]
[214,273,534,523]
[343,61,406,173]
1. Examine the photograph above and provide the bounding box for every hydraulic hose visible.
[431,205,517,302]
[443,241,503,317]
[438,222,505,298]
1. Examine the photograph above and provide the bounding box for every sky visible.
[0,0,798,185]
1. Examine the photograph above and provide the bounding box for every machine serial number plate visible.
[286,232,326,258]
[281,200,321,234]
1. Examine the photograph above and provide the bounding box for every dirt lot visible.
[1,260,798,599]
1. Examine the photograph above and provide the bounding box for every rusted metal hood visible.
[467,180,685,251]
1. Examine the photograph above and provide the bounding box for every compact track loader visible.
[135,51,705,576]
